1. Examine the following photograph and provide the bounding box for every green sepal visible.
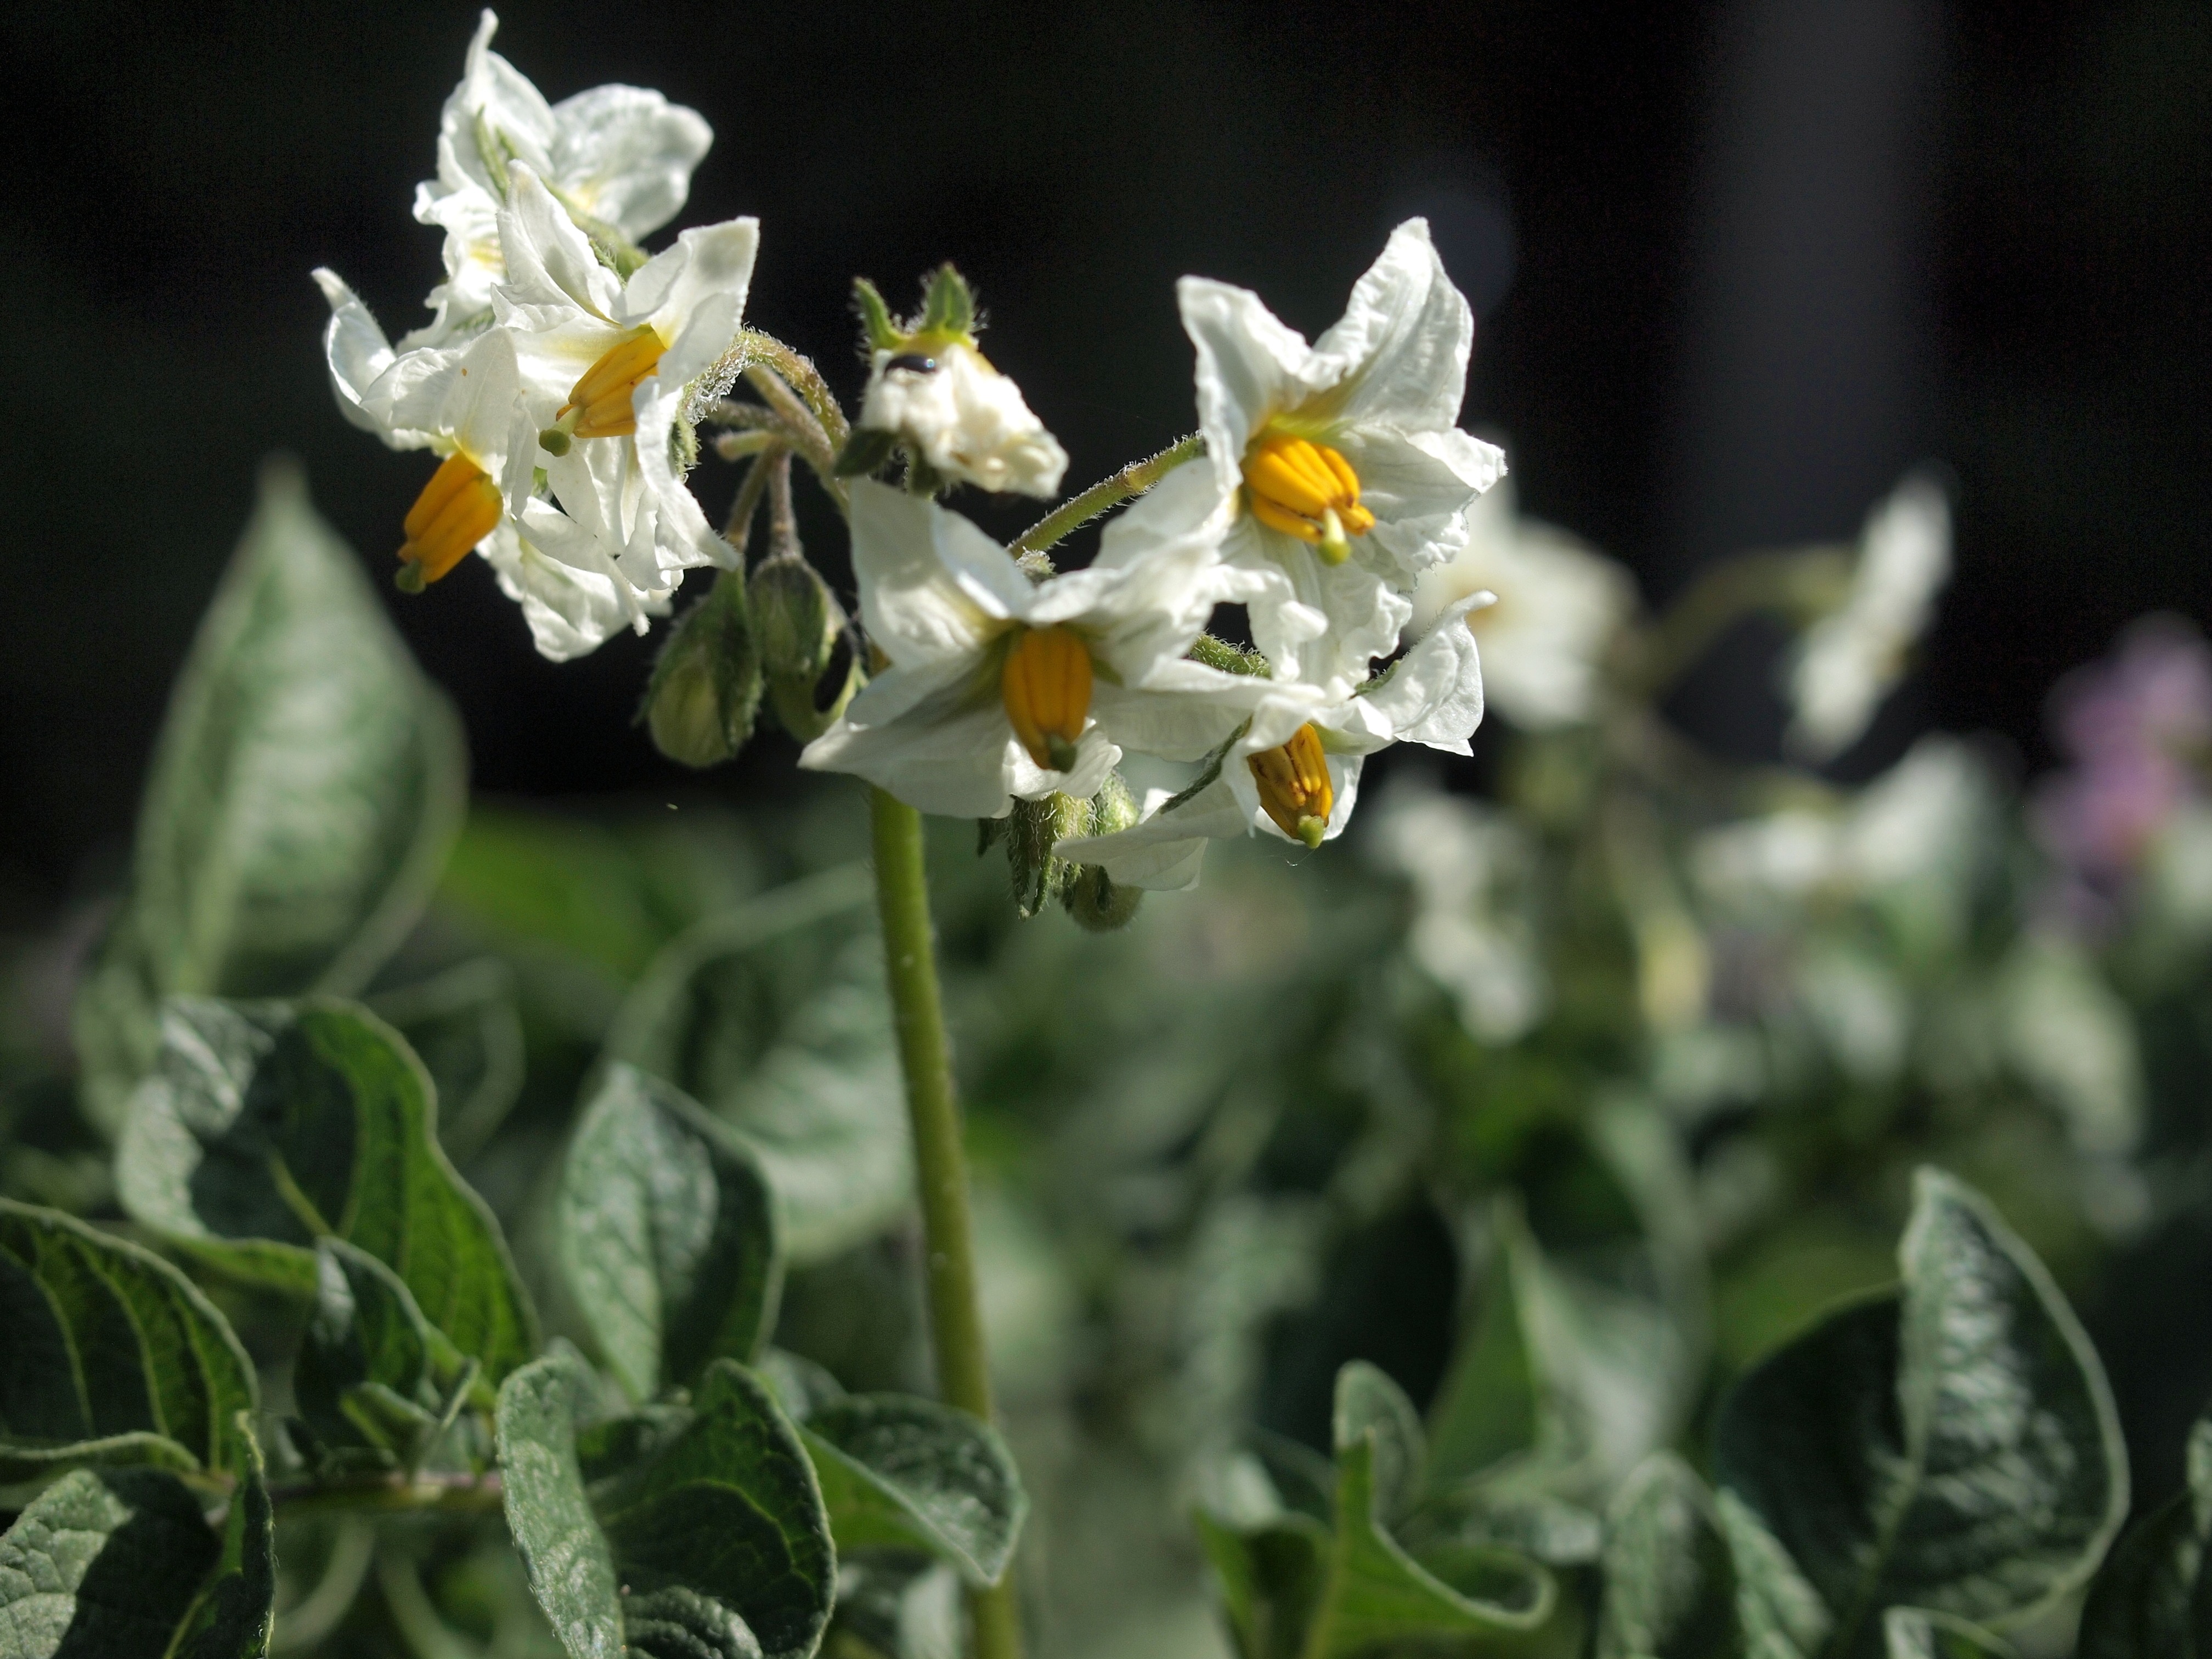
[852,276,901,352]
[919,263,977,340]
[833,426,900,479]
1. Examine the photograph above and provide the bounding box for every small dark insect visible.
[884,353,939,375]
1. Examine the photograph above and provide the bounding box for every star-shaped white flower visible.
[1409,477,1635,729]
[411,9,712,346]
[1116,219,1506,697]
[798,481,1260,819]
[1054,592,1492,890]
[493,163,756,591]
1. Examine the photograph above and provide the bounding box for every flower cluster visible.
[319,15,1507,902]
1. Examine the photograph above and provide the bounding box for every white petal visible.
[1309,220,1473,435]
[312,269,407,442]
[1093,456,1235,572]
[848,482,1027,664]
[546,83,713,241]
[799,702,1026,819]
[622,219,757,358]
[858,345,1066,498]
[1334,426,1486,586]
[1356,594,1490,754]
[1179,275,1311,501]
[1409,427,1508,495]
[497,165,620,319]
[481,509,667,662]
[434,11,556,200]
[1217,519,1412,697]
[405,183,505,345]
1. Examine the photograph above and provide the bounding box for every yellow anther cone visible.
[1002,625,1093,772]
[398,453,503,584]
[558,328,669,439]
[1248,724,1333,845]
[1240,433,1372,560]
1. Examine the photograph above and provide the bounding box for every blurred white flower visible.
[494,164,755,591]
[1114,220,1506,696]
[1056,595,1489,890]
[1783,471,1951,760]
[411,9,713,345]
[859,342,1068,498]
[1410,477,1634,729]
[799,482,1254,819]
[1694,736,1993,914]
[1368,776,1548,1042]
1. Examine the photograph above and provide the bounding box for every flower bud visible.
[1060,773,1144,932]
[748,552,839,681]
[642,572,760,769]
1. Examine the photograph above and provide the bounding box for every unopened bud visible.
[1064,865,1141,932]
[748,554,839,681]
[642,573,761,769]
[999,792,1088,919]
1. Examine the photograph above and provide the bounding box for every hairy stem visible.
[1009,433,1204,560]
[737,330,851,450]
[263,1470,503,1519]
[867,788,1022,1659]
[743,363,846,509]
[722,449,780,560]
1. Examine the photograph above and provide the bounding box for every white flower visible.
[798,481,1255,819]
[493,163,756,591]
[1368,775,1548,1042]
[480,510,672,663]
[310,270,466,449]
[410,10,712,345]
[1115,219,1506,696]
[857,341,1068,498]
[1056,594,1491,890]
[1784,471,1951,760]
[379,326,538,588]
[1409,477,1635,729]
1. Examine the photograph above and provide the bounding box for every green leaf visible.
[1427,1104,1707,1502]
[497,1355,628,1659]
[603,871,909,1262]
[0,1467,219,1655]
[368,960,526,1164]
[0,1198,256,1483]
[1330,1362,1425,1531]
[116,997,537,1381]
[73,461,466,1137]
[497,1356,834,1659]
[801,1395,1025,1586]
[1305,1434,1556,1658]
[295,1238,443,1465]
[558,1065,782,1405]
[1194,1508,1331,1659]
[1880,1608,2016,1658]
[1595,1453,1740,1659]
[1713,1168,2126,1657]
[176,1413,276,1658]
[2077,1408,2212,1656]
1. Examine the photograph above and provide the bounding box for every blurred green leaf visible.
[801,1394,1025,1587]
[116,997,537,1380]
[2076,1406,2212,1656]
[1330,1361,1424,1531]
[557,1064,782,1404]
[605,870,910,1262]
[1714,1169,2126,1657]
[1595,1453,1739,1659]
[74,462,466,1137]
[1194,1508,1331,1659]
[1880,1608,2015,1658]
[497,1354,834,1659]
[0,1197,256,1484]
[369,959,526,1164]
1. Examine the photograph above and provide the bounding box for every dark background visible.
[2,0,2207,912]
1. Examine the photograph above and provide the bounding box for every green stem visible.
[1620,546,1852,698]
[264,1470,503,1519]
[866,787,1023,1659]
[1008,433,1205,560]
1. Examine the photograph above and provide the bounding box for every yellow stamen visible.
[1248,724,1333,847]
[1241,433,1372,564]
[1001,625,1093,772]
[557,327,668,439]
[398,453,503,585]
